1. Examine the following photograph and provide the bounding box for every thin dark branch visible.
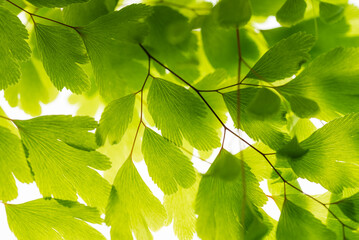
[6,0,80,33]
[0,115,13,122]
[198,82,279,94]
[138,44,356,231]
[130,56,151,157]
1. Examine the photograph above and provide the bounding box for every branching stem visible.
[129,57,151,157]
[139,44,356,232]
[6,0,80,33]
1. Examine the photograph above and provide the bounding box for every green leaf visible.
[105,157,167,240]
[79,4,151,101]
[147,78,220,150]
[202,7,260,75]
[26,0,90,8]
[261,6,359,58]
[276,0,307,27]
[217,0,251,28]
[319,2,345,24]
[289,118,317,141]
[63,0,120,26]
[0,6,31,90]
[247,88,281,119]
[223,88,290,150]
[96,94,136,146]
[142,128,196,194]
[249,0,285,17]
[337,192,359,222]
[143,6,199,81]
[285,113,359,193]
[6,198,105,240]
[164,175,199,240]
[278,47,359,120]
[35,23,89,93]
[0,126,32,202]
[195,150,267,239]
[242,204,271,240]
[81,4,152,43]
[246,32,315,82]
[277,137,308,159]
[4,59,57,116]
[281,94,320,118]
[14,115,111,210]
[276,200,336,240]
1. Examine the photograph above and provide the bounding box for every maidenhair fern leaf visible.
[62,0,119,26]
[13,115,111,211]
[217,0,252,28]
[147,78,220,150]
[96,94,136,146]
[164,175,199,240]
[319,2,345,24]
[336,192,359,223]
[6,198,105,240]
[246,32,315,82]
[79,4,151,101]
[276,0,307,27]
[278,47,359,120]
[35,24,89,93]
[0,126,33,202]
[142,128,196,194]
[0,6,31,90]
[4,59,57,116]
[105,157,166,240]
[277,200,336,240]
[282,113,359,193]
[195,150,267,239]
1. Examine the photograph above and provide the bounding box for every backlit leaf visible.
[105,157,166,240]
[202,6,260,75]
[4,59,57,116]
[147,78,220,150]
[247,88,281,119]
[142,128,196,194]
[337,192,359,222]
[164,175,199,240]
[143,6,199,81]
[246,32,315,82]
[195,150,267,239]
[63,0,120,26]
[319,1,345,24]
[277,200,336,240]
[283,113,359,193]
[79,4,151,101]
[276,0,307,27]
[6,198,105,240]
[217,0,251,28]
[0,126,32,202]
[96,94,136,146]
[35,24,89,93]
[278,47,359,120]
[0,6,31,89]
[14,115,111,210]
